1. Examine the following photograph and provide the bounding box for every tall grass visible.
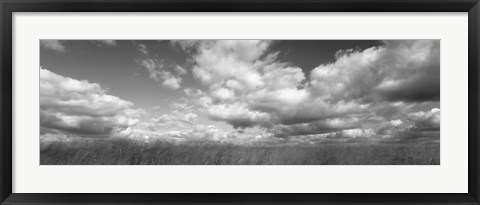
[40,139,440,165]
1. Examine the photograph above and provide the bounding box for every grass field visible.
[40,138,440,165]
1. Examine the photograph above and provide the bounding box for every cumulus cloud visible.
[41,40,66,52]
[171,40,440,141]
[132,101,278,144]
[375,119,406,136]
[372,109,440,143]
[175,40,369,136]
[138,99,199,133]
[189,40,271,87]
[143,112,197,131]
[136,58,162,81]
[40,68,142,137]
[174,65,187,75]
[207,102,273,129]
[327,128,376,139]
[124,40,440,144]
[311,40,440,102]
[310,46,381,101]
[170,40,200,54]
[129,123,278,145]
[211,87,235,101]
[161,71,182,90]
[271,117,361,137]
[408,108,440,131]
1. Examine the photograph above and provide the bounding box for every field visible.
[40,138,440,165]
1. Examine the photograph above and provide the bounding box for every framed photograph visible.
[1,0,479,204]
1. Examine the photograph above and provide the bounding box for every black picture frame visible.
[1,0,479,204]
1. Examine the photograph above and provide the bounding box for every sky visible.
[40,40,440,145]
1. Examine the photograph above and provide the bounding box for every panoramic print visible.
[40,40,440,165]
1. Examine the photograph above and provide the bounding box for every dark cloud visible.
[375,66,440,102]
[375,40,440,102]
[40,111,114,136]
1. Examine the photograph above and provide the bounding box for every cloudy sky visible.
[40,40,440,145]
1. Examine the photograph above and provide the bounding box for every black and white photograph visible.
[40,40,440,165]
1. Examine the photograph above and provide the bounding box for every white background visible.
[13,13,468,193]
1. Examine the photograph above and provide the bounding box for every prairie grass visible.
[40,139,440,165]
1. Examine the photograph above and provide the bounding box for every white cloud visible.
[148,112,196,130]
[389,119,404,127]
[176,40,374,137]
[211,87,235,101]
[161,71,182,90]
[135,43,187,90]
[139,99,199,133]
[174,65,187,75]
[41,40,66,52]
[128,124,277,145]
[170,40,200,53]
[137,43,148,55]
[131,102,276,144]
[40,40,440,144]
[162,40,440,141]
[190,40,271,87]
[408,108,440,129]
[136,58,183,90]
[207,102,272,129]
[40,68,141,137]
[311,40,440,102]
[92,40,117,47]
[337,128,376,138]
[375,119,406,137]
[248,88,310,106]
[271,117,361,137]
[261,66,305,90]
[137,58,163,81]
[310,46,382,101]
